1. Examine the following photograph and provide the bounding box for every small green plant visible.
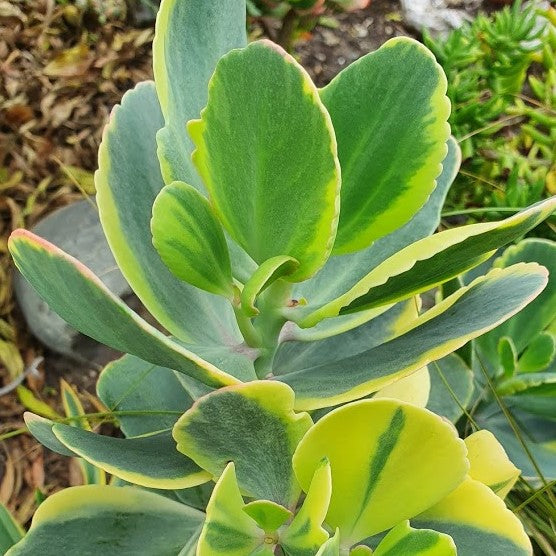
[0,503,24,555]
[425,2,556,231]
[6,0,556,553]
[430,238,555,483]
[428,238,556,553]
[247,0,371,51]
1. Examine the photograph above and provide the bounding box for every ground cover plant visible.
[4,0,556,553]
[425,1,556,234]
[247,0,371,51]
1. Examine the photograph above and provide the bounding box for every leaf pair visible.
[175,382,532,555]
[151,35,451,303]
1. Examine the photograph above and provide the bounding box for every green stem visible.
[253,279,292,378]
[233,303,263,348]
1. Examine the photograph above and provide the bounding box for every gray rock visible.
[400,0,482,35]
[14,200,131,358]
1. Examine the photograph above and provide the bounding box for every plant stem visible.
[253,279,292,378]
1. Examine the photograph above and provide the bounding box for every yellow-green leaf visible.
[292,399,468,545]
[173,381,313,507]
[321,37,450,254]
[189,40,340,282]
[464,430,520,498]
[151,181,234,298]
[414,478,532,556]
[197,463,263,556]
[373,521,456,555]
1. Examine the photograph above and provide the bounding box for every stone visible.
[14,200,131,358]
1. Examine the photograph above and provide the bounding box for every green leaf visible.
[24,413,76,457]
[153,0,246,185]
[241,256,299,317]
[350,546,372,555]
[475,402,556,481]
[374,366,431,408]
[189,40,340,282]
[321,37,450,254]
[0,503,24,555]
[373,521,456,555]
[476,238,556,364]
[498,337,517,377]
[52,423,211,490]
[173,381,313,507]
[315,530,340,556]
[292,399,468,545]
[6,486,204,556]
[281,458,331,554]
[464,430,520,499]
[151,181,234,298]
[300,197,556,327]
[197,463,263,556]
[275,300,417,371]
[61,380,106,486]
[8,230,238,388]
[413,478,532,556]
[427,354,474,423]
[291,136,460,327]
[96,354,193,437]
[278,264,548,411]
[518,332,555,373]
[243,501,292,533]
[96,81,240,345]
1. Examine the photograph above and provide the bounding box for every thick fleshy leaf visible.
[477,238,556,362]
[153,0,246,185]
[464,430,520,498]
[95,81,240,345]
[151,181,234,298]
[52,423,210,489]
[351,545,377,554]
[197,463,262,556]
[426,354,474,423]
[275,300,417,371]
[24,413,76,457]
[6,486,204,556]
[292,399,468,545]
[498,337,518,377]
[189,40,340,282]
[518,332,555,373]
[475,402,556,481]
[9,230,238,388]
[373,521,456,555]
[61,380,106,486]
[241,256,299,317]
[321,37,450,254]
[96,354,193,437]
[281,458,332,554]
[173,381,313,507]
[374,367,430,408]
[413,478,532,556]
[0,503,24,555]
[243,501,292,533]
[315,530,340,556]
[278,264,548,410]
[299,197,556,327]
[291,137,460,324]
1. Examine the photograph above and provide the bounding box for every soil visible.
[0,0,497,527]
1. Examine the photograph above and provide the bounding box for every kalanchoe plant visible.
[430,238,556,482]
[6,0,556,553]
[9,384,532,555]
